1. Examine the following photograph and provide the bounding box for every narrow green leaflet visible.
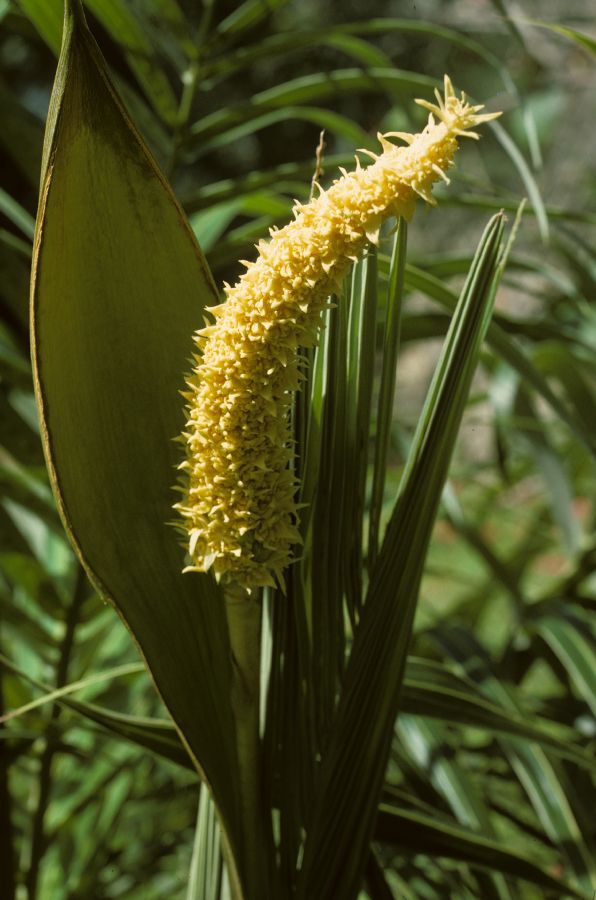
[0,658,144,723]
[187,789,224,900]
[513,389,581,554]
[192,107,373,161]
[527,20,596,57]
[0,188,35,241]
[182,156,352,213]
[401,662,596,772]
[490,121,548,239]
[375,804,586,899]
[201,18,541,167]
[404,264,596,455]
[434,625,596,894]
[369,220,407,565]
[84,0,180,123]
[204,29,392,82]
[398,717,514,899]
[508,743,596,893]
[30,2,244,892]
[343,248,378,614]
[0,651,193,769]
[18,0,179,122]
[189,69,434,150]
[535,610,596,718]
[216,0,292,37]
[16,0,63,53]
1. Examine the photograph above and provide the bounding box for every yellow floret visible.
[176,75,500,593]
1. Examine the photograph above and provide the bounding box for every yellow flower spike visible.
[176,75,500,594]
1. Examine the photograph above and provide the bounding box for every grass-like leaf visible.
[298,213,505,899]
[375,803,587,898]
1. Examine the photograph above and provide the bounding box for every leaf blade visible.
[30,6,244,889]
[375,803,586,899]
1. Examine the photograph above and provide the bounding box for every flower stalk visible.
[223,588,267,898]
[176,75,500,594]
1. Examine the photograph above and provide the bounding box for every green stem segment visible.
[225,590,267,899]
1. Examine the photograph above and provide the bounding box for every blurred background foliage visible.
[1,0,595,897]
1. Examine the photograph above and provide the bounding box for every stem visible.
[25,567,87,900]
[167,61,201,178]
[0,655,16,900]
[64,0,85,24]
[167,1,214,178]
[225,589,267,899]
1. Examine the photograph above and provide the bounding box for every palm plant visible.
[1,0,595,898]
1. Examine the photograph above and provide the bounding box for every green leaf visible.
[512,389,581,555]
[434,626,596,893]
[203,30,392,80]
[442,193,596,227]
[16,0,63,53]
[343,247,378,613]
[84,0,180,124]
[0,188,35,241]
[507,743,596,892]
[182,155,353,214]
[17,0,180,123]
[490,121,548,240]
[401,658,596,772]
[215,0,292,37]
[191,107,372,159]
[298,214,505,900]
[535,609,596,718]
[368,220,407,565]
[0,659,144,724]
[189,68,434,150]
[375,803,586,899]
[30,3,244,892]
[527,20,596,57]
[532,342,596,440]
[0,650,193,769]
[404,264,596,455]
[303,273,351,741]
[187,789,224,900]
[398,716,514,899]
